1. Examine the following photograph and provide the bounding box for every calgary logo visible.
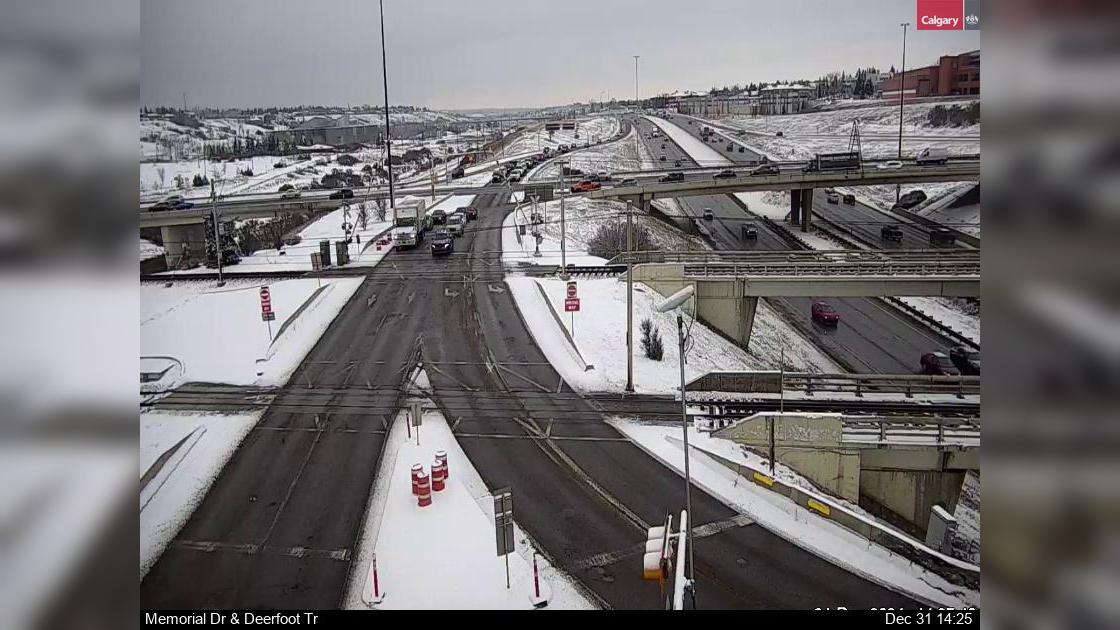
[917,0,965,30]
[966,14,979,26]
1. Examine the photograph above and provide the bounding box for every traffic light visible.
[643,515,673,583]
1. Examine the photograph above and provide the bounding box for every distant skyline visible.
[141,0,979,110]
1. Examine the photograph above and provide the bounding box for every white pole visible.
[678,316,694,590]
[672,509,688,610]
[626,202,634,392]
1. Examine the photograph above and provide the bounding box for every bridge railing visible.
[613,249,979,266]
[682,261,981,278]
[685,371,980,398]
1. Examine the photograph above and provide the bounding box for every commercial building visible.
[880,50,980,99]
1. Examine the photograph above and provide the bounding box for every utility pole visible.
[677,314,694,594]
[379,0,395,211]
[626,201,635,392]
[896,21,909,204]
[773,348,783,475]
[210,180,224,287]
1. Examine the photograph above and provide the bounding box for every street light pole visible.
[633,55,640,112]
[676,314,694,592]
[379,0,395,212]
[896,21,909,204]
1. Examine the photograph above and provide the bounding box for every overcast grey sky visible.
[141,0,980,110]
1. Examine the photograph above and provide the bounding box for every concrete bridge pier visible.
[160,223,206,269]
[800,187,814,232]
[695,281,759,351]
[789,189,801,224]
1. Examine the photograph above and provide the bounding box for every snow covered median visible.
[343,387,596,610]
[505,276,837,394]
[141,277,363,387]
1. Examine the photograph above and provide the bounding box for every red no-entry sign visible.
[566,281,577,299]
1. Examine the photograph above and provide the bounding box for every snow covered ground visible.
[610,418,979,607]
[140,410,262,576]
[344,389,596,610]
[141,238,165,261]
[140,277,363,387]
[898,297,980,346]
[159,204,395,275]
[506,277,838,394]
[501,195,706,269]
[696,101,979,211]
[502,117,619,158]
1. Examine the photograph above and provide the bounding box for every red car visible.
[920,352,961,376]
[570,180,601,193]
[811,301,840,325]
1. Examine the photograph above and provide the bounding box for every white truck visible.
[391,197,427,248]
[916,146,949,165]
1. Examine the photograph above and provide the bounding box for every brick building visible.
[880,50,979,99]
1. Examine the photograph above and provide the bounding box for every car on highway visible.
[562,166,583,176]
[596,171,611,181]
[659,172,685,183]
[659,155,666,161]
[929,227,956,245]
[726,144,734,151]
[741,223,758,239]
[916,146,949,165]
[737,147,746,153]
[163,194,184,205]
[447,212,466,236]
[950,346,981,375]
[451,167,465,178]
[843,193,856,204]
[775,131,784,137]
[877,160,904,170]
[713,169,737,179]
[920,351,960,376]
[826,191,840,204]
[674,160,683,167]
[617,178,638,187]
[462,206,478,221]
[491,171,505,184]
[750,163,780,176]
[430,208,447,225]
[508,169,523,182]
[811,301,840,325]
[281,189,301,199]
[702,208,714,221]
[661,143,667,149]
[880,225,904,242]
[570,180,601,193]
[430,230,454,256]
[329,188,354,200]
[174,201,194,210]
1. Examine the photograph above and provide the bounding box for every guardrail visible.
[685,371,980,398]
[616,248,979,266]
[681,260,980,278]
[521,264,626,277]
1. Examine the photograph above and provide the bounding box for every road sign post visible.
[493,487,514,589]
[411,400,422,445]
[259,286,275,340]
[564,281,580,337]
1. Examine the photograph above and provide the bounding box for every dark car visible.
[659,172,685,183]
[950,346,981,375]
[451,167,465,178]
[430,231,454,256]
[920,352,961,376]
[714,169,737,179]
[741,223,758,240]
[329,188,355,200]
[431,209,447,225]
[930,228,956,245]
[617,178,639,187]
[464,206,478,220]
[811,301,840,325]
[562,166,583,176]
[775,131,784,137]
[842,193,856,204]
[881,225,904,242]
[150,201,172,212]
[750,163,780,176]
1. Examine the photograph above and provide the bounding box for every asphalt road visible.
[142,187,920,609]
[632,115,962,373]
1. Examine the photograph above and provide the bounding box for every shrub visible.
[240,168,254,177]
[586,221,656,262]
[640,318,664,361]
[192,174,209,187]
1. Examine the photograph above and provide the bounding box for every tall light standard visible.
[380,0,395,212]
[895,21,909,204]
[656,285,697,604]
[633,55,640,112]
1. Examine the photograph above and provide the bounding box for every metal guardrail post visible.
[906,382,912,398]
[957,379,964,399]
[855,379,862,397]
[938,422,945,446]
